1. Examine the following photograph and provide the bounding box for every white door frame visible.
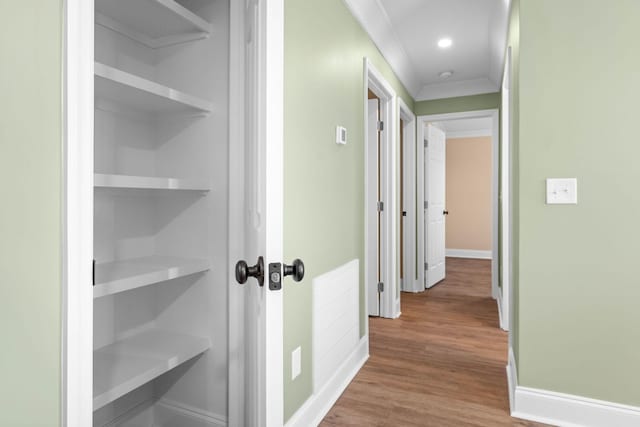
[417,109,500,300]
[364,58,399,319]
[501,47,513,332]
[61,1,284,425]
[398,98,418,294]
[62,0,94,425]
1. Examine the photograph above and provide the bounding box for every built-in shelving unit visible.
[92,0,225,424]
[93,329,211,410]
[95,62,213,114]
[95,0,213,48]
[93,256,210,298]
[94,173,209,191]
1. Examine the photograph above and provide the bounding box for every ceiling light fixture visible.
[438,38,453,48]
[439,70,454,79]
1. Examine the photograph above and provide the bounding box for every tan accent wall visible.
[446,136,492,250]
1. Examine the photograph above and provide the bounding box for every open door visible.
[425,124,447,288]
[366,97,381,316]
[228,0,284,426]
[365,60,398,318]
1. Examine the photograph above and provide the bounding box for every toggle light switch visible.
[292,346,301,380]
[546,178,578,204]
[336,126,347,145]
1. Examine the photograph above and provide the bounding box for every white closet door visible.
[229,0,283,426]
[425,124,446,288]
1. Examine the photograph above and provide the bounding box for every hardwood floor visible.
[320,257,549,427]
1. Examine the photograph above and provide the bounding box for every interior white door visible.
[425,124,446,288]
[367,98,380,316]
[229,0,283,426]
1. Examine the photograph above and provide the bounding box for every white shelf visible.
[93,329,211,410]
[93,256,210,298]
[95,0,212,48]
[95,62,213,113]
[94,174,209,191]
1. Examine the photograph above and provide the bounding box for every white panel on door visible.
[425,124,446,288]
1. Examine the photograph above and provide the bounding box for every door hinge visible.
[377,120,384,131]
[377,201,384,212]
[424,262,429,271]
[424,201,428,209]
[424,139,428,148]
[378,282,384,292]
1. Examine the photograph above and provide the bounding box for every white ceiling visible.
[436,117,493,138]
[344,0,510,101]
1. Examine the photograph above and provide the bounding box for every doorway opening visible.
[62,1,285,425]
[416,109,504,327]
[364,58,399,320]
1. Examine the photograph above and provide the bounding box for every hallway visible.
[321,258,547,427]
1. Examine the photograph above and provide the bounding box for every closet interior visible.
[92,0,230,425]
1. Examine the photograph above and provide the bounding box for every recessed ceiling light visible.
[439,70,454,79]
[438,38,453,48]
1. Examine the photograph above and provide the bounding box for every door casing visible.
[501,47,513,333]
[364,58,399,320]
[416,110,500,299]
[62,0,95,425]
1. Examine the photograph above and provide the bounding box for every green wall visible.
[283,0,413,420]
[414,92,500,116]
[515,0,640,406]
[0,2,63,426]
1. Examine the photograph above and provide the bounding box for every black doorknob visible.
[283,259,305,282]
[235,256,264,287]
[443,210,449,215]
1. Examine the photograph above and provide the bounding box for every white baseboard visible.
[508,348,640,426]
[285,337,369,427]
[507,347,517,412]
[496,293,505,331]
[445,249,492,259]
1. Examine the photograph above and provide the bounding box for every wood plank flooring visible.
[320,257,549,427]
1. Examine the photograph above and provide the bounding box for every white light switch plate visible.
[291,347,301,380]
[546,178,578,204]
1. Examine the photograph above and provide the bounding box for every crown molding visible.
[342,0,422,98]
[416,78,499,101]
